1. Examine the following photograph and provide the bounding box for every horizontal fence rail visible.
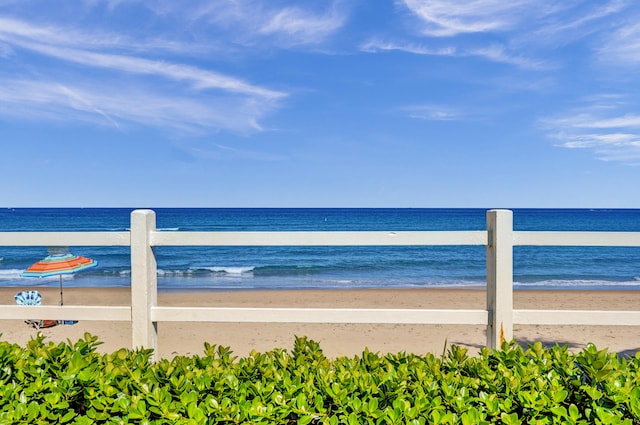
[0,231,131,246]
[515,231,640,247]
[151,230,488,246]
[0,305,131,322]
[1,209,639,360]
[151,306,489,325]
[514,310,640,326]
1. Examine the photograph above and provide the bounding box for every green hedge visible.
[1,333,640,424]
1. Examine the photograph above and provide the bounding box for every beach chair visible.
[14,290,57,329]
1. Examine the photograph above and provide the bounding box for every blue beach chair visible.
[14,290,58,329]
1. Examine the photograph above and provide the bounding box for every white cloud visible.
[557,133,639,149]
[0,15,225,59]
[187,1,346,47]
[0,16,142,52]
[399,0,534,37]
[545,101,640,164]
[392,0,629,73]
[360,39,456,56]
[0,14,287,134]
[0,17,60,41]
[399,0,626,40]
[259,6,345,46]
[361,39,548,70]
[23,42,283,100]
[465,45,550,69]
[598,21,640,65]
[550,113,640,130]
[531,0,626,42]
[0,77,277,134]
[403,104,460,121]
[579,115,640,129]
[0,17,283,99]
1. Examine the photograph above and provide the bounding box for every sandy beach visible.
[1,287,639,359]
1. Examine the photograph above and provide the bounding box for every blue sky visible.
[1,0,639,208]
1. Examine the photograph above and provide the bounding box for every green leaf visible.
[59,410,76,423]
[297,415,316,425]
[552,389,569,404]
[500,412,522,425]
[550,406,568,419]
[26,401,40,422]
[628,388,640,418]
[569,404,581,421]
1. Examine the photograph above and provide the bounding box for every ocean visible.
[0,208,639,291]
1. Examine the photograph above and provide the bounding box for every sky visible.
[1,0,640,208]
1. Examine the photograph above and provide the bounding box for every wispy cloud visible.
[0,16,205,55]
[531,0,627,43]
[259,5,346,46]
[25,42,283,99]
[188,1,346,47]
[563,114,640,129]
[0,78,275,134]
[399,0,534,37]
[384,0,628,72]
[469,44,551,70]
[0,17,284,99]
[361,39,548,70]
[544,98,640,164]
[0,15,286,134]
[360,39,455,56]
[555,131,640,163]
[403,104,460,121]
[597,20,640,66]
[399,0,626,39]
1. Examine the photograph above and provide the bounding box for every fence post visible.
[130,209,158,359]
[486,209,513,349]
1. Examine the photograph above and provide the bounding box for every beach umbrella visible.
[21,252,98,305]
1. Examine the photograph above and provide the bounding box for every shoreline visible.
[1,287,639,359]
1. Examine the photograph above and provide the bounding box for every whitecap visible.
[206,266,255,275]
[513,279,640,289]
[0,269,24,280]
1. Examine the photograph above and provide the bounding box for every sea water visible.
[0,208,639,291]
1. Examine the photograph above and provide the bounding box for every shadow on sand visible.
[448,338,640,358]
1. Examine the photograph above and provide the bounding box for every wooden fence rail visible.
[1,209,639,360]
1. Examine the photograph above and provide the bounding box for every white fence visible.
[1,209,640,360]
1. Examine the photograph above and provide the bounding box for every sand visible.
[1,287,639,359]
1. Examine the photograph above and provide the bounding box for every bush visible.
[1,333,640,424]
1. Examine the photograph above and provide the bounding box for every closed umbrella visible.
[21,252,98,305]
